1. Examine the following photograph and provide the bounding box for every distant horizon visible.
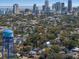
[0,5,78,10]
[0,0,79,7]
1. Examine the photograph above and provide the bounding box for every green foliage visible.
[63,40,78,49]
[47,34,56,40]
[22,45,32,53]
[51,45,60,53]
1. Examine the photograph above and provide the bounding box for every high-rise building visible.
[61,3,65,13]
[52,3,56,11]
[5,8,12,15]
[33,4,37,13]
[44,0,50,15]
[35,7,39,15]
[52,2,66,14]
[13,4,19,14]
[33,4,39,15]
[0,9,5,15]
[68,0,72,12]
[42,5,45,11]
[45,0,49,8]
[55,2,61,13]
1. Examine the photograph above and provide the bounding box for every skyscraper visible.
[33,4,37,13]
[45,0,49,8]
[42,5,45,11]
[35,7,39,15]
[52,2,65,14]
[33,4,39,15]
[13,4,19,14]
[55,2,61,13]
[61,3,65,13]
[5,8,12,15]
[44,0,50,15]
[68,0,72,12]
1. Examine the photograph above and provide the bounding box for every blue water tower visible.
[2,29,14,59]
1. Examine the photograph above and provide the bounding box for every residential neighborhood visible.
[0,0,79,59]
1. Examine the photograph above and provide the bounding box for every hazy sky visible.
[0,0,79,7]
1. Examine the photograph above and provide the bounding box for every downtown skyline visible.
[0,0,79,7]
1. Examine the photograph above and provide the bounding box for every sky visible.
[0,0,79,7]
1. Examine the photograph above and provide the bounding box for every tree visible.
[63,40,78,50]
[47,34,56,40]
[51,45,60,53]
